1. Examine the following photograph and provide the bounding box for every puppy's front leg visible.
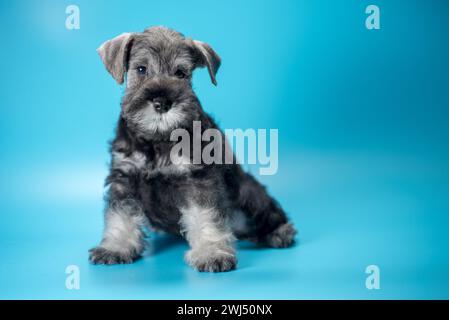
[180,205,237,272]
[89,150,147,265]
[89,199,146,264]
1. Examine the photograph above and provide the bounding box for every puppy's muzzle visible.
[140,78,186,114]
[152,96,172,113]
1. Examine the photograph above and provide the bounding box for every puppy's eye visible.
[136,66,147,75]
[174,69,187,79]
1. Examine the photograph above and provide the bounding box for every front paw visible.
[89,247,138,265]
[185,249,237,272]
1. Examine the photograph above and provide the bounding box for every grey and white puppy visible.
[89,26,296,272]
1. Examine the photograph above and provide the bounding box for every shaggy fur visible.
[89,26,296,272]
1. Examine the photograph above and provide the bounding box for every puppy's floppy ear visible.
[192,40,221,86]
[97,33,134,85]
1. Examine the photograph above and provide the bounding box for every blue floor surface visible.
[1,151,448,299]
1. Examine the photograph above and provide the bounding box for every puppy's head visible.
[97,26,221,137]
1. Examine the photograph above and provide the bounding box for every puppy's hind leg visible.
[237,173,296,248]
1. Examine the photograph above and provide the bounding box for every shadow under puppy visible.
[89,26,297,272]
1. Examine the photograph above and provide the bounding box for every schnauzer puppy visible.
[89,26,296,272]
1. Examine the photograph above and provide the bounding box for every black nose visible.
[152,97,172,113]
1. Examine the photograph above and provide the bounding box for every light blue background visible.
[0,0,448,299]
